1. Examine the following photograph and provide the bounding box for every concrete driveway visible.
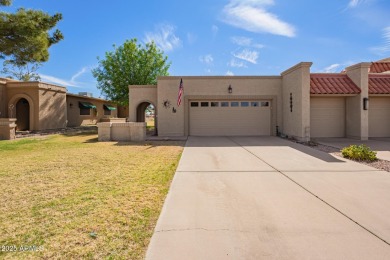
[316,137,390,161]
[146,136,390,259]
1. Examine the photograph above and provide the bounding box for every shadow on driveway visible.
[185,136,344,163]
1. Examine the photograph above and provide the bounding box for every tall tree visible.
[0,0,63,80]
[92,39,170,105]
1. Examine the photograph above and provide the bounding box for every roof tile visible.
[310,74,361,95]
[370,62,390,73]
[369,74,390,94]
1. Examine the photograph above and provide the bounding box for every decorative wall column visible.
[0,118,17,140]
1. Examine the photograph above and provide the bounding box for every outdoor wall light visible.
[172,107,176,113]
[69,103,73,108]
[228,85,233,94]
[363,97,369,110]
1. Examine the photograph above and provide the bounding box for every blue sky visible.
[2,0,390,97]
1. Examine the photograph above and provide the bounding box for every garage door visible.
[189,100,271,136]
[310,97,345,138]
[369,97,390,137]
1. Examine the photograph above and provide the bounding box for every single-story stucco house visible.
[0,78,118,132]
[129,59,390,141]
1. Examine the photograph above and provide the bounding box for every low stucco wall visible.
[100,118,126,123]
[97,122,146,141]
[0,118,17,140]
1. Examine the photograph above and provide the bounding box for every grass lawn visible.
[0,133,184,259]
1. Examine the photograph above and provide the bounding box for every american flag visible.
[177,78,183,106]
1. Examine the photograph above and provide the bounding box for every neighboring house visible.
[0,78,117,131]
[129,59,390,141]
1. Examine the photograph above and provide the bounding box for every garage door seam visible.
[227,137,390,247]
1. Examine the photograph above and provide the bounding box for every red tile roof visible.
[310,74,361,95]
[370,62,390,73]
[369,74,390,94]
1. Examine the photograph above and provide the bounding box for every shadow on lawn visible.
[112,141,185,148]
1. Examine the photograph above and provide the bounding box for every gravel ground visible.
[302,141,390,172]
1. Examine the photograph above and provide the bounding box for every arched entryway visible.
[136,102,156,135]
[15,98,30,131]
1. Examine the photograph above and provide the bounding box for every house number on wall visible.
[290,93,293,112]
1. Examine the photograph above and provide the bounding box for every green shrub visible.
[341,144,377,162]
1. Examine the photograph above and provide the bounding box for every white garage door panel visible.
[369,97,390,137]
[190,101,271,136]
[311,97,345,138]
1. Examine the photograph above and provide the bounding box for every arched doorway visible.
[15,98,30,131]
[136,102,156,135]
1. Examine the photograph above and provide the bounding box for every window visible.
[79,101,96,115]
[241,102,249,107]
[103,104,116,115]
[251,102,259,107]
[260,101,269,107]
[211,102,219,107]
[191,102,199,107]
[80,108,90,115]
[201,102,209,107]
[221,102,229,107]
[231,102,239,107]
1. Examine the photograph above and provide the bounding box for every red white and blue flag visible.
[177,78,183,106]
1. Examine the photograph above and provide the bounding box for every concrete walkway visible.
[316,137,390,161]
[146,136,390,260]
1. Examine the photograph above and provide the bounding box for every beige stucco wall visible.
[6,82,68,131]
[38,83,67,130]
[281,62,312,141]
[156,76,283,136]
[6,82,41,130]
[0,81,6,118]
[345,62,370,140]
[128,85,157,122]
[66,94,117,127]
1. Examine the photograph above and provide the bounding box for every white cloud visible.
[231,36,252,46]
[316,61,356,73]
[144,24,182,52]
[40,74,79,87]
[71,67,89,82]
[231,36,264,49]
[228,59,247,68]
[322,64,341,73]
[221,0,296,37]
[187,33,197,44]
[212,25,219,37]
[232,49,259,64]
[199,54,214,65]
[39,66,93,87]
[226,70,235,76]
[348,0,366,8]
[370,27,390,55]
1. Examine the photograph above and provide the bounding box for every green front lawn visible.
[0,134,184,259]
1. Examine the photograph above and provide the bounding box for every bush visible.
[341,144,377,162]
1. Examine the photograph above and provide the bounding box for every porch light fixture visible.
[363,97,369,110]
[69,103,73,108]
[228,85,233,94]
